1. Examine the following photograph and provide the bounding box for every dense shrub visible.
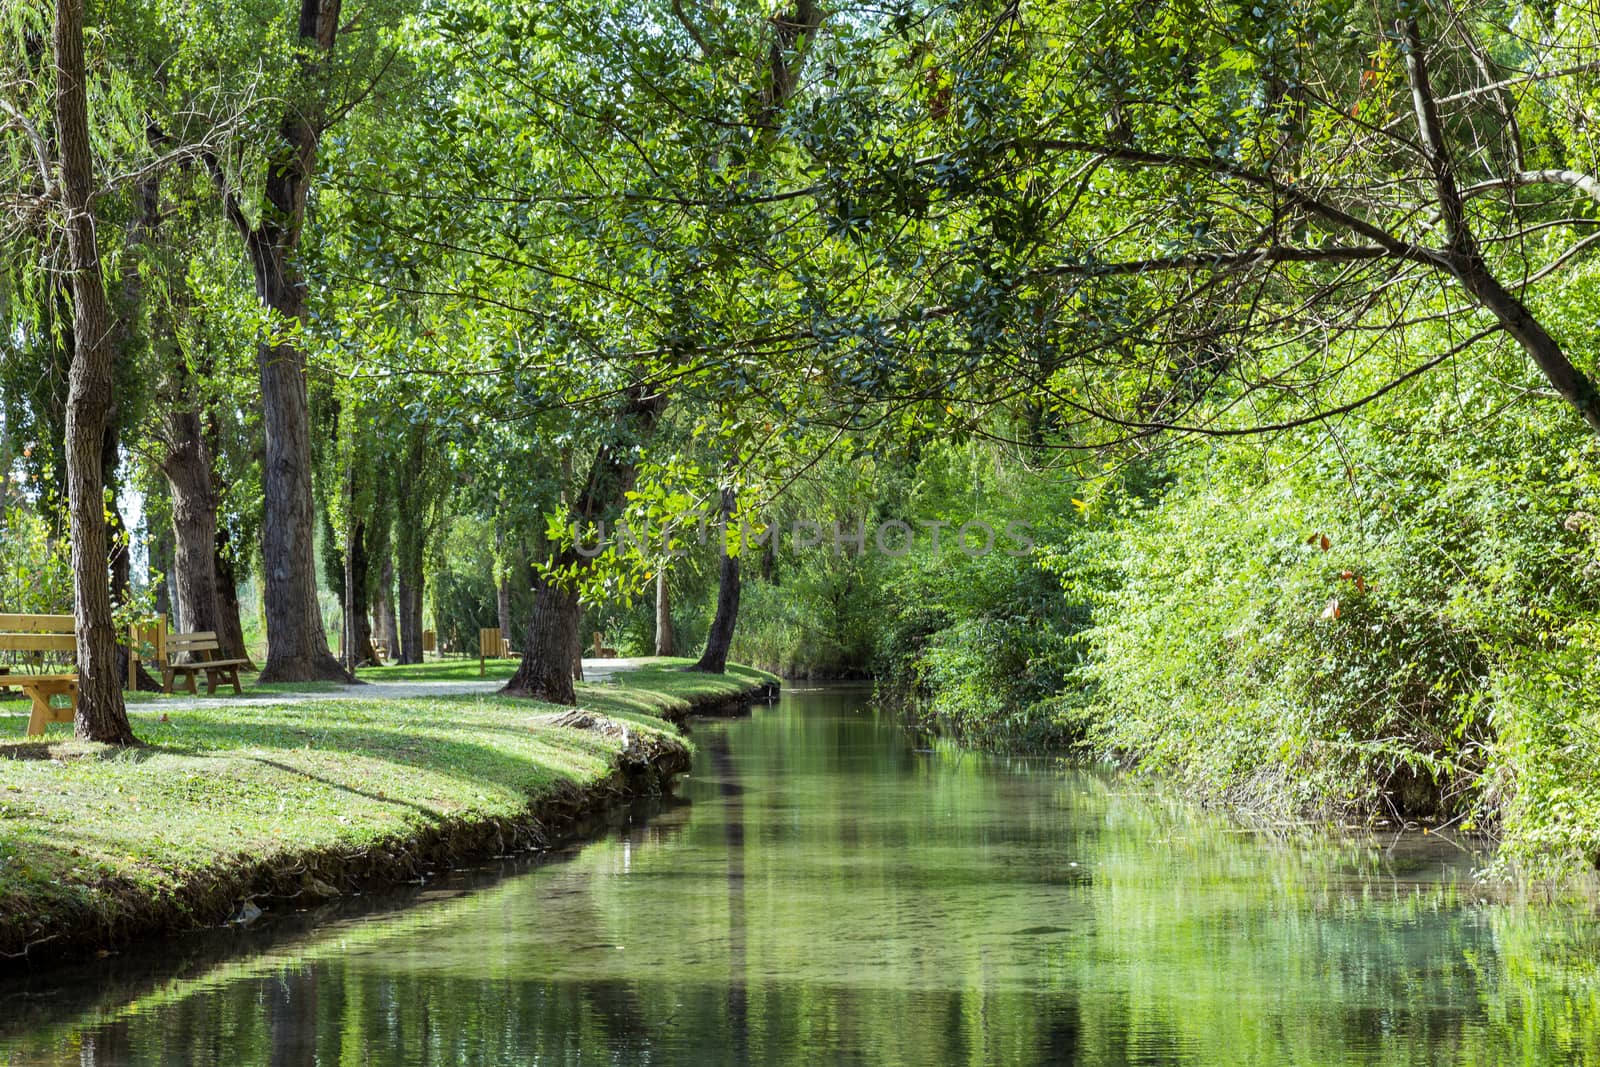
[1080,394,1600,840]
[733,554,880,678]
[875,551,1087,747]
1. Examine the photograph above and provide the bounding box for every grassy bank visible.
[0,660,776,965]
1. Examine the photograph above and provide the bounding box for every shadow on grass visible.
[128,714,635,802]
[244,755,448,819]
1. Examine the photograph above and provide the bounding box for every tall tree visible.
[691,485,741,673]
[208,0,354,682]
[653,567,674,656]
[504,387,668,703]
[52,0,134,742]
[392,421,450,664]
[481,0,824,702]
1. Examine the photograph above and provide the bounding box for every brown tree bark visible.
[759,513,778,585]
[507,574,584,705]
[396,564,423,665]
[375,555,399,660]
[102,425,161,692]
[654,566,675,656]
[208,0,348,683]
[691,487,742,674]
[497,574,513,644]
[101,420,130,608]
[53,0,134,743]
[212,523,253,667]
[162,410,225,638]
[393,427,434,665]
[495,523,513,641]
[344,513,374,668]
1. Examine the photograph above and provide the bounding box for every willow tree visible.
[791,0,1600,451]
[25,0,134,741]
[206,0,409,682]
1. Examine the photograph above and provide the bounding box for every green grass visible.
[583,658,779,707]
[355,656,520,683]
[122,678,346,704]
[0,661,772,961]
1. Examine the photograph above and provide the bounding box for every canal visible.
[3,685,1597,1064]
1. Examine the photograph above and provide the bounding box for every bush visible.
[0,507,70,614]
[874,550,1087,748]
[1078,393,1600,834]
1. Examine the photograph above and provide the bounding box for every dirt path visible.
[141,657,655,711]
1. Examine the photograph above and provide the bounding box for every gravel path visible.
[144,657,653,711]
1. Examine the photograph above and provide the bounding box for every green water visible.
[5,686,1600,1065]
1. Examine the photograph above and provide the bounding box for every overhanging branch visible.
[1030,245,1394,279]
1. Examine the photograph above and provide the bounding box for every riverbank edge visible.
[0,665,777,969]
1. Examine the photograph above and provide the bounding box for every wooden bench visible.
[161,631,249,695]
[479,627,503,676]
[591,632,617,658]
[0,614,78,736]
[128,618,168,691]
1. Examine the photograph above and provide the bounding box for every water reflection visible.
[3,688,1600,1065]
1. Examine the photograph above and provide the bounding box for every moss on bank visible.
[0,660,775,966]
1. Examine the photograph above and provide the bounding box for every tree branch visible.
[1401,16,1473,255]
[1030,245,1394,279]
[201,150,253,241]
[1022,139,1447,270]
[0,94,54,196]
[1460,168,1600,207]
[671,0,716,59]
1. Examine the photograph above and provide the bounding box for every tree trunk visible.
[253,325,346,681]
[1456,259,1600,434]
[495,525,513,641]
[504,574,582,705]
[393,429,432,665]
[163,410,225,639]
[346,515,374,667]
[497,574,512,643]
[213,523,253,667]
[1395,16,1600,438]
[654,567,675,656]
[102,420,161,692]
[54,0,134,743]
[503,387,668,704]
[211,0,348,684]
[760,512,778,586]
[375,555,399,659]
[102,424,130,607]
[396,562,424,665]
[692,487,742,674]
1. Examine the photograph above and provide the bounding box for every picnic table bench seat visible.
[0,614,78,736]
[162,631,249,695]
